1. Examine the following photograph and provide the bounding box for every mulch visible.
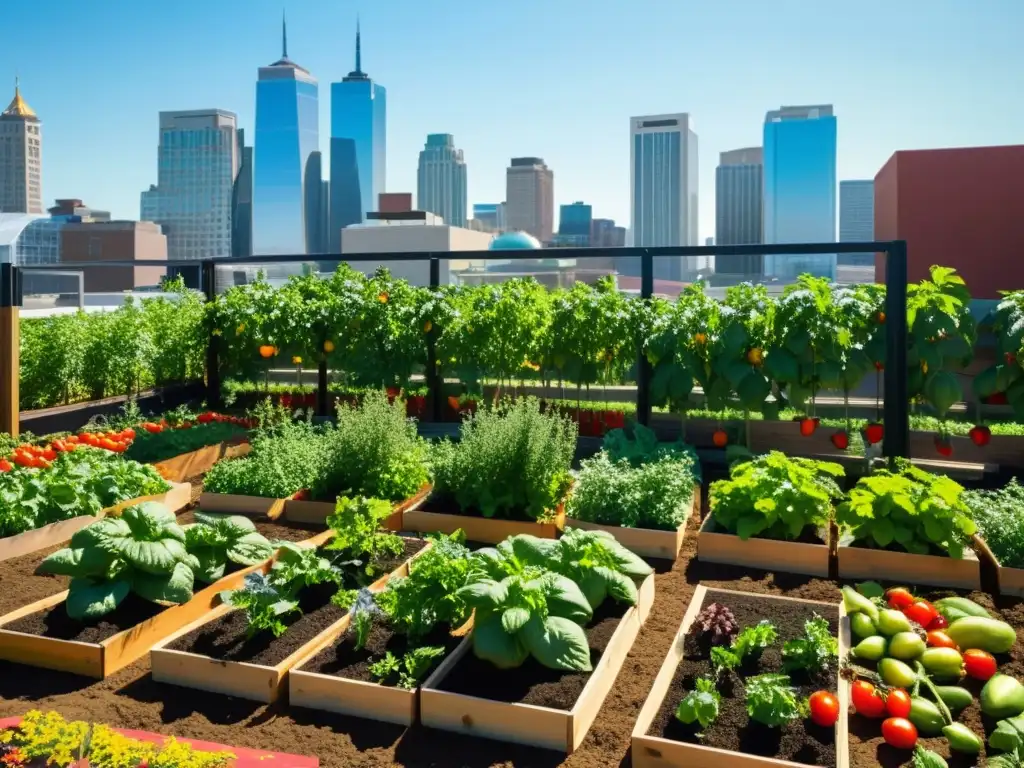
[0,485,1021,768]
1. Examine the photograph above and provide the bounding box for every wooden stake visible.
[0,305,19,437]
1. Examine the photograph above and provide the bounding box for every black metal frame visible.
[7,241,910,458]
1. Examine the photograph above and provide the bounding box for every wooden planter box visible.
[836,538,980,590]
[696,515,831,577]
[198,492,290,519]
[565,486,700,561]
[909,431,1024,470]
[152,441,251,483]
[149,541,431,704]
[419,573,654,753]
[403,488,572,545]
[974,536,1024,597]
[0,481,191,565]
[284,484,433,531]
[631,585,850,768]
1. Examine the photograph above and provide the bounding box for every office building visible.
[303,150,328,254]
[141,109,239,261]
[875,145,1024,299]
[715,147,763,275]
[763,105,837,280]
[417,134,466,227]
[629,113,698,280]
[505,157,553,242]
[839,180,874,266]
[591,219,626,248]
[329,21,387,249]
[253,17,320,255]
[0,78,43,214]
[231,129,253,258]
[471,203,505,233]
[555,201,592,247]
[61,220,168,292]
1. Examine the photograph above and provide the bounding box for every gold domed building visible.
[0,78,43,214]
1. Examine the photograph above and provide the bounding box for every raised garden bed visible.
[152,440,251,483]
[149,537,430,703]
[403,491,567,545]
[198,490,295,519]
[284,483,432,530]
[835,537,981,590]
[419,573,654,753]
[974,534,1024,597]
[631,585,848,768]
[696,516,832,578]
[566,486,700,561]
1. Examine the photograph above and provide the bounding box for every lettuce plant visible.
[184,512,275,584]
[458,570,593,671]
[709,451,844,540]
[325,496,405,579]
[37,502,198,621]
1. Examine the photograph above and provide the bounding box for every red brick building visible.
[874,145,1024,299]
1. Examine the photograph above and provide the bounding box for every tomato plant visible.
[974,289,1024,419]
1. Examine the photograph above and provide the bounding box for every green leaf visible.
[472,612,529,669]
[870,517,896,548]
[190,547,226,584]
[458,579,508,610]
[501,606,530,634]
[37,546,113,579]
[602,568,639,606]
[65,577,130,621]
[521,615,593,672]
[539,574,593,624]
[227,532,275,566]
[131,561,194,605]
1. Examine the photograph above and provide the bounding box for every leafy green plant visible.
[325,496,405,580]
[458,569,593,671]
[837,459,976,557]
[368,645,446,689]
[431,397,576,521]
[709,452,844,540]
[709,619,777,676]
[966,479,1024,568]
[315,389,430,502]
[745,673,806,727]
[675,676,721,730]
[782,614,837,674]
[37,502,198,621]
[183,512,274,583]
[975,290,1024,419]
[125,420,247,464]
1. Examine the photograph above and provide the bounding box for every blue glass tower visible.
[252,16,320,255]
[763,105,837,280]
[329,21,387,251]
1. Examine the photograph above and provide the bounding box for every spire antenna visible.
[355,16,362,74]
[282,11,288,59]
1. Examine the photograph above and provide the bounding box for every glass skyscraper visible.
[716,147,764,275]
[839,180,875,266]
[329,22,386,251]
[417,134,467,227]
[555,201,593,246]
[763,105,837,280]
[252,18,320,256]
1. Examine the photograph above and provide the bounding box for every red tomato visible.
[887,588,915,611]
[904,601,938,628]
[851,680,887,718]
[122,428,136,440]
[882,718,918,750]
[927,630,958,650]
[927,614,948,631]
[809,691,840,727]
[0,459,12,472]
[41,448,56,462]
[885,689,912,718]
[13,451,33,467]
[99,438,118,452]
[964,649,997,681]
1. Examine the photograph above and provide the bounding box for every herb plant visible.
[709,452,844,541]
[368,645,447,689]
[836,459,976,557]
[125,420,247,464]
[781,614,838,674]
[183,512,275,583]
[325,496,406,580]
[38,502,198,621]
[965,479,1024,568]
[745,673,806,727]
[675,677,721,730]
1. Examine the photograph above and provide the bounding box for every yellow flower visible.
[693,332,707,345]
[292,356,302,365]
[378,292,389,303]
[236,323,246,334]
[423,320,433,333]
[323,339,335,353]
[747,347,764,366]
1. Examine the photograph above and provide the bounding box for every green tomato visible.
[908,696,945,736]
[945,616,1017,654]
[842,585,879,622]
[888,631,926,660]
[877,608,913,636]
[980,674,1024,719]
[934,596,990,623]
[942,723,982,755]
[933,685,973,714]
[852,635,888,661]
[920,647,964,679]
[879,657,917,688]
[850,612,878,639]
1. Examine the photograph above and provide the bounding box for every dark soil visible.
[437,599,629,709]
[3,593,165,643]
[0,543,70,616]
[177,510,325,544]
[646,589,838,767]
[300,621,461,685]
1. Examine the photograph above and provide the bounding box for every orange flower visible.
[423,320,433,333]
[323,340,336,353]
[378,292,389,303]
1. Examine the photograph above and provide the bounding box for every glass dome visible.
[489,231,542,250]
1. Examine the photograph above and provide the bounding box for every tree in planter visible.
[974,289,1024,422]
[37,502,199,621]
[207,273,290,385]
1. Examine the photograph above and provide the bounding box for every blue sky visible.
[3,0,1021,239]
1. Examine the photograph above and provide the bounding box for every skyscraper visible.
[839,180,875,266]
[556,202,593,246]
[716,146,764,275]
[0,78,43,214]
[629,113,698,280]
[471,203,504,233]
[505,157,553,242]
[763,104,837,280]
[141,110,239,261]
[417,134,467,227]
[252,17,319,255]
[329,20,387,250]
[231,129,253,258]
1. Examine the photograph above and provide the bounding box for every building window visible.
[88,237,102,258]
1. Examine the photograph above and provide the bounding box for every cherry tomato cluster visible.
[140,412,250,434]
[852,680,919,748]
[886,588,946,631]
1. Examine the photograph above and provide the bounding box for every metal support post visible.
[882,241,910,459]
[635,252,654,427]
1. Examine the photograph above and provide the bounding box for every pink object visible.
[0,717,318,767]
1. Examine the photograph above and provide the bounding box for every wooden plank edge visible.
[0,514,99,564]
[696,516,831,577]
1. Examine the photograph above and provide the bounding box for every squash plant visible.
[37,502,198,621]
[975,289,1024,419]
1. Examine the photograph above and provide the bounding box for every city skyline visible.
[2,0,1022,240]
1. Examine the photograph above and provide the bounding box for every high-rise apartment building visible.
[555,201,593,247]
[231,129,253,258]
[505,157,553,242]
[417,134,467,227]
[715,146,764,275]
[471,203,504,233]
[140,109,239,261]
[763,104,837,280]
[252,18,320,255]
[329,21,387,250]
[0,79,43,214]
[839,180,874,266]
